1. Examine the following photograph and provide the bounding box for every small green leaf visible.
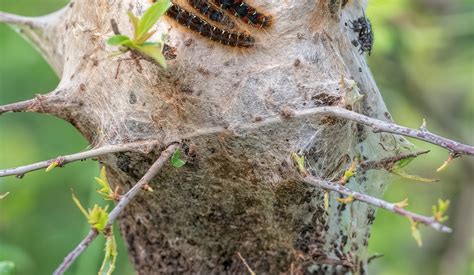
[0,261,15,275]
[339,160,358,184]
[409,219,423,247]
[46,160,59,172]
[127,11,140,39]
[72,193,90,219]
[391,169,438,183]
[171,149,186,168]
[99,232,118,275]
[107,35,132,46]
[432,199,450,223]
[291,152,308,176]
[137,0,171,40]
[136,44,167,68]
[88,204,109,232]
[95,166,114,200]
[394,198,409,208]
[392,156,416,170]
[135,30,157,45]
[336,195,354,204]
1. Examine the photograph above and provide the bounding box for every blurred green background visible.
[0,0,472,274]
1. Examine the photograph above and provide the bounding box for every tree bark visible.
[3,0,415,274]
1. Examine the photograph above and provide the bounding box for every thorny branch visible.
[301,175,452,233]
[53,143,179,275]
[0,140,159,178]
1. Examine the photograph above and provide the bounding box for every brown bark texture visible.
[3,0,415,274]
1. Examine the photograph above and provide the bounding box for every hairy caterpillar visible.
[187,0,236,29]
[166,4,255,47]
[213,0,271,28]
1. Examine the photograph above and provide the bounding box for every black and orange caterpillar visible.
[167,4,255,47]
[151,0,271,47]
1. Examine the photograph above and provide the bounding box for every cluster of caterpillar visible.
[151,0,272,48]
[213,0,271,28]
[167,4,255,47]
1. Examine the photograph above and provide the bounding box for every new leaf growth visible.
[107,0,171,68]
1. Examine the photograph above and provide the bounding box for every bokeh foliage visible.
[0,0,472,274]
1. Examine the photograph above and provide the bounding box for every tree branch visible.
[0,91,78,116]
[318,107,473,156]
[0,11,44,28]
[183,106,474,156]
[300,175,452,233]
[0,97,41,115]
[0,140,159,178]
[53,143,179,275]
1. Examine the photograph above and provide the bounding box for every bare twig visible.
[54,230,99,275]
[0,140,159,178]
[358,150,430,172]
[0,98,41,115]
[0,92,76,116]
[316,107,473,156]
[184,107,474,156]
[0,11,43,28]
[53,143,179,275]
[301,175,452,233]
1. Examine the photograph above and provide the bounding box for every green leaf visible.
[394,198,409,208]
[99,233,118,275]
[127,11,140,40]
[88,204,109,232]
[391,169,438,183]
[409,219,423,247]
[291,152,308,176]
[107,35,132,46]
[171,149,186,168]
[46,160,59,172]
[432,199,450,223]
[336,195,354,204]
[135,44,167,68]
[72,193,90,219]
[95,166,113,199]
[135,30,157,45]
[136,0,171,40]
[392,156,416,170]
[339,160,357,184]
[0,261,15,275]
